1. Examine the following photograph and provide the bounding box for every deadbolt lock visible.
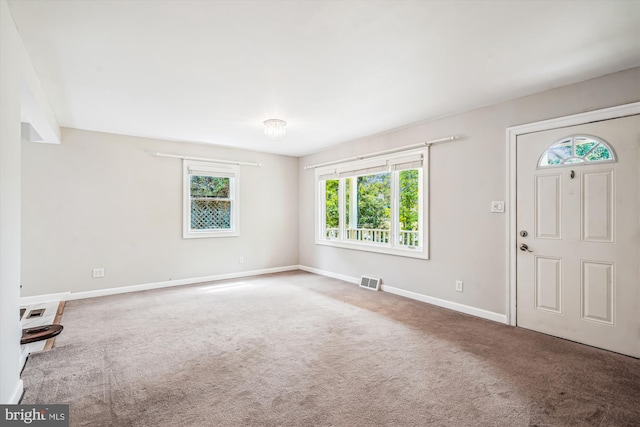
[519,230,528,237]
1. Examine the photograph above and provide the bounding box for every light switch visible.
[491,201,505,213]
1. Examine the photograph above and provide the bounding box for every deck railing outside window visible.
[326,228,418,247]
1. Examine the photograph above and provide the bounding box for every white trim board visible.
[9,380,23,404]
[299,265,507,324]
[20,292,70,306]
[20,345,29,375]
[505,102,640,326]
[20,265,299,305]
[382,285,507,324]
[22,264,508,325]
[298,265,360,285]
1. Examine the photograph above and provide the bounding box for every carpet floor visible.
[20,271,640,426]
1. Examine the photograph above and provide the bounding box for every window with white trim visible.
[316,148,428,259]
[183,160,239,238]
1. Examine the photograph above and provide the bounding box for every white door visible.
[516,114,639,358]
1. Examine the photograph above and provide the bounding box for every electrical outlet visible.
[239,257,244,264]
[455,280,463,292]
[92,268,105,278]
[491,201,505,213]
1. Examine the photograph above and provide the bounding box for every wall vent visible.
[360,276,381,291]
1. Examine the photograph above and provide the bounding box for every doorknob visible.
[519,243,533,252]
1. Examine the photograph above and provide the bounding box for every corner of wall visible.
[0,0,58,403]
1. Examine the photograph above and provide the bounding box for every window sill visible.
[315,239,429,260]
[184,230,239,239]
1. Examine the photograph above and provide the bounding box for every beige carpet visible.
[20,271,640,426]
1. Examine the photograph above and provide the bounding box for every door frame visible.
[505,102,640,326]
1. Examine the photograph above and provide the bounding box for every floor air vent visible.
[360,276,381,291]
[27,308,45,319]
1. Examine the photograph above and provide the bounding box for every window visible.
[316,148,427,259]
[538,135,616,168]
[183,160,239,238]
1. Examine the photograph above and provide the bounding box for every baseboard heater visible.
[360,276,381,291]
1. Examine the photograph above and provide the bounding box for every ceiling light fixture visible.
[263,119,287,142]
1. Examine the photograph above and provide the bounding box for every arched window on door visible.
[538,135,616,168]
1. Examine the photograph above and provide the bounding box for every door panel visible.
[535,256,562,313]
[581,170,614,242]
[516,114,639,357]
[535,174,562,239]
[580,260,614,324]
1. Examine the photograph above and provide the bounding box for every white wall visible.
[21,128,299,296]
[0,0,59,404]
[298,67,640,318]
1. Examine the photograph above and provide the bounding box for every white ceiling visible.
[7,0,640,157]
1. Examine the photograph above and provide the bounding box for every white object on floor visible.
[20,301,60,371]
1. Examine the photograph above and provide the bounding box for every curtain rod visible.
[152,152,262,167]
[303,135,460,170]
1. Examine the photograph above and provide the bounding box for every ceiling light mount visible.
[263,119,287,142]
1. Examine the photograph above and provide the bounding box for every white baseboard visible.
[298,265,360,284]
[19,292,70,306]
[20,265,507,325]
[298,265,507,324]
[381,285,507,324]
[8,380,23,404]
[21,265,299,304]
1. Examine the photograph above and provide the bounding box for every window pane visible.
[564,158,584,164]
[574,140,597,157]
[355,173,390,243]
[549,139,572,159]
[345,177,358,242]
[345,177,351,226]
[191,200,230,230]
[190,176,230,198]
[399,169,419,247]
[539,151,562,166]
[190,175,231,231]
[585,144,612,161]
[324,179,339,239]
